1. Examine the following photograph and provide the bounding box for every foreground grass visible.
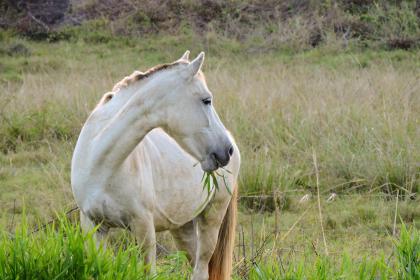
[0,216,418,279]
[236,194,420,263]
[0,217,190,279]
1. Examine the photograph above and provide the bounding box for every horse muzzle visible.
[201,144,234,172]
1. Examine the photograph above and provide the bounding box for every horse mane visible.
[96,60,188,108]
[112,61,186,92]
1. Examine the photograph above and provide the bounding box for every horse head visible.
[161,51,234,172]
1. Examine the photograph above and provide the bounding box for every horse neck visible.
[84,74,171,170]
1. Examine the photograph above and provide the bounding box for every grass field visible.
[0,32,419,279]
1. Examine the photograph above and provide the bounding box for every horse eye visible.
[202,98,212,105]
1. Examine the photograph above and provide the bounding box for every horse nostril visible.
[228,145,234,157]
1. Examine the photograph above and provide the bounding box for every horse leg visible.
[80,211,108,249]
[192,202,229,280]
[170,220,197,265]
[131,215,157,274]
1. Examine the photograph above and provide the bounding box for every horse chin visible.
[200,156,218,173]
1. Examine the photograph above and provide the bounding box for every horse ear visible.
[188,52,205,76]
[179,50,190,61]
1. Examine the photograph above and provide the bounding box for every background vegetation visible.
[0,0,419,279]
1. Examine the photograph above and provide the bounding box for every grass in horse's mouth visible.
[202,168,232,196]
[194,169,233,215]
[192,161,232,196]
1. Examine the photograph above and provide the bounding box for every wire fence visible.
[5,189,407,235]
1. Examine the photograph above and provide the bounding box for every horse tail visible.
[208,183,238,280]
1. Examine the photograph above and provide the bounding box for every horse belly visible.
[82,191,135,230]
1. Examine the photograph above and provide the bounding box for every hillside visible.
[1,0,420,51]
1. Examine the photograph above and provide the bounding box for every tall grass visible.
[213,55,419,194]
[0,39,418,196]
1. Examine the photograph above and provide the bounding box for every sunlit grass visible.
[0,215,191,279]
[0,215,418,279]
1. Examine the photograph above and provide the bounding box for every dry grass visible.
[1,43,419,202]
[211,55,419,194]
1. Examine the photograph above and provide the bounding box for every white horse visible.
[71,51,240,280]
